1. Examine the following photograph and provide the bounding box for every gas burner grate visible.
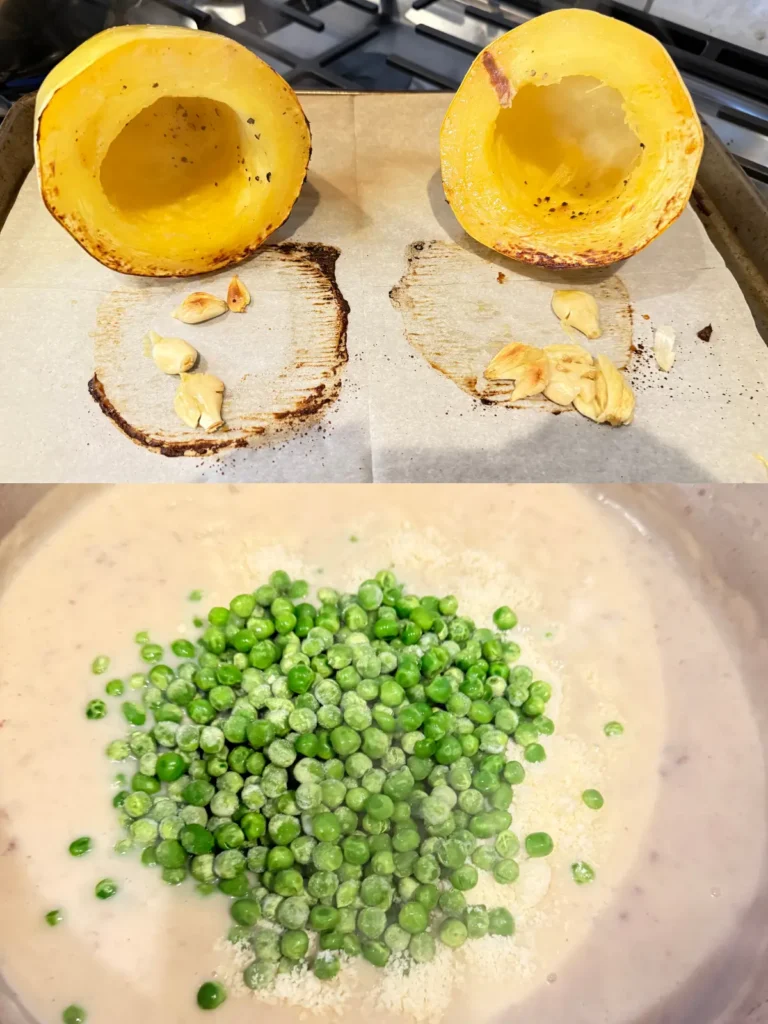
[1,0,766,192]
[411,0,768,102]
[143,0,383,88]
[108,0,768,192]
[125,0,471,91]
[142,0,768,101]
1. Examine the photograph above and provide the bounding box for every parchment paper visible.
[0,93,766,482]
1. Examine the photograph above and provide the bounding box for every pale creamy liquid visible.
[0,485,763,1024]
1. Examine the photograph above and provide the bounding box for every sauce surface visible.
[0,485,763,1024]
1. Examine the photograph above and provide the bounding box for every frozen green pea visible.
[494,831,520,858]
[244,960,277,990]
[572,861,595,884]
[465,905,489,938]
[95,878,118,900]
[488,907,515,936]
[493,858,520,884]
[582,788,604,810]
[439,918,468,948]
[409,932,435,963]
[63,1006,87,1024]
[525,832,554,858]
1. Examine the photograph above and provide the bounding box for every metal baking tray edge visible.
[1,92,766,344]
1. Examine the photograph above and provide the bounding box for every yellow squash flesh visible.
[35,26,311,276]
[440,9,703,268]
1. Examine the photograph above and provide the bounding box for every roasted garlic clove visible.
[543,343,594,363]
[484,341,550,400]
[543,380,577,406]
[551,290,602,339]
[597,354,621,423]
[575,355,634,426]
[146,330,198,375]
[543,343,594,406]
[174,386,202,429]
[172,292,228,325]
[174,372,225,432]
[654,324,676,372]
[227,275,251,313]
[573,372,601,421]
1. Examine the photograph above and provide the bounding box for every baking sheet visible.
[0,92,766,482]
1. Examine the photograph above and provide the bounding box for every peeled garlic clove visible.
[172,292,228,325]
[574,359,635,427]
[143,329,161,357]
[654,324,676,372]
[148,332,198,375]
[592,355,635,426]
[595,356,617,422]
[544,360,589,405]
[174,387,202,429]
[544,377,583,406]
[573,370,602,421]
[174,372,225,432]
[543,343,593,365]
[510,372,548,401]
[484,342,550,400]
[574,396,601,422]
[227,275,250,313]
[544,380,578,406]
[543,343,595,405]
[484,342,535,380]
[552,290,602,339]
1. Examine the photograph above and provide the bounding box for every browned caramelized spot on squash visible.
[482,51,512,108]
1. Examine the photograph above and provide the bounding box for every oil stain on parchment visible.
[390,240,633,411]
[89,243,348,457]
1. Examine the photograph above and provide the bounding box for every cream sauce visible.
[0,485,763,1024]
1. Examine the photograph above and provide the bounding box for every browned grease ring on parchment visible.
[89,242,349,458]
[389,240,633,412]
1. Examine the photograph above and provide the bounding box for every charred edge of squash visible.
[442,188,691,269]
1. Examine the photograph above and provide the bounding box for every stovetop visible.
[3,0,768,197]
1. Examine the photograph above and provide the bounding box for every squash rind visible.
[440,9,703,269]
[35,26,311,277]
